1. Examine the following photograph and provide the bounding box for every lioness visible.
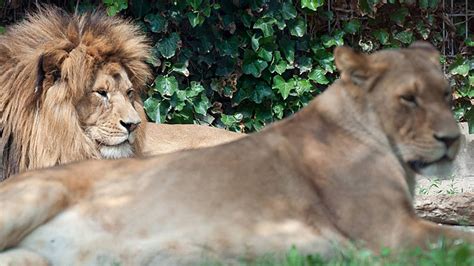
[0,42,472,265]
[0,7,241,180]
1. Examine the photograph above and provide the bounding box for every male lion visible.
[0,42,472,265]
[0,7,241,179]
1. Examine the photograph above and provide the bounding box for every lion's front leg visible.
[0,176,70,250]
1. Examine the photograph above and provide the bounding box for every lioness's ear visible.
[334,46,370,86]
[408,41,440,66]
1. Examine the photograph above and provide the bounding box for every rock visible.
[414,193,474,225]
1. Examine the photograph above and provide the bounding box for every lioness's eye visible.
[127,89,135,98]
[400,94,417,106]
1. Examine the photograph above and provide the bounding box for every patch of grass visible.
[204,240,473,266]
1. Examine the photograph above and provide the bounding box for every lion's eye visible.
[400,94,417,107]
[95,90,108,98]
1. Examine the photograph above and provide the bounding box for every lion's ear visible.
[35,49,68,94]
[334,46,372,87]
[408,41,440,65]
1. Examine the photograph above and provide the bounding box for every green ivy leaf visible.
[106,6,118,16]
[416,21,430,40]
[187,0,203,10]
[358,0,377,15]
[241,13,253,28]
[144,97,160,122]
[343,19,361,34]
[466,38,474,47]
[280,38,295,64]
[394,31,413,44]
[373,29,389,45]
[215,57,236,77]
[129,0,150,17]
[103,0,127,16]
[390,7,409,27]
[420,0,439,10]
[186,81,205,98]
[250,82,273,104]
[308,67,329,85]
[171,61,190,77]
[301,0,325,11]
[144,14,167,33]
[270,60,290,75]
[187,12,205,27]
[221,113,243,127]
[273,103,284,119]
[275,15,287,30]
[321,32,344,48]
[253,17,277,37]
[296,56,312,74]
[156,32,180,59]
[192,93,211,115]
[242,50,268,78]
[217,36,239,58]
[251,34,261,51]
[272,75,293,100]
[270,52,291,75]
[464,108,474,134]
[289,18,306,37]
[449,58,470,76]
[295,78,312,95]
[281,2,297,20]
[144,97,169,123]
[154,75,178,96]
[257,47,273,62]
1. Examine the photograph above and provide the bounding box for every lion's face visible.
[335,42,460,177]
[76,62,143,159]
[0,7,151,178]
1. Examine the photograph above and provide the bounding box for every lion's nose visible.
[433,133,460,149]
[120,120,140,133]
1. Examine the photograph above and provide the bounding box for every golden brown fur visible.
[0,43,472,265]
[143,123,244,155]
[0,7,151,178]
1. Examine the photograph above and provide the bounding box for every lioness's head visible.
[335,41,460,177]
[0,7,151,178]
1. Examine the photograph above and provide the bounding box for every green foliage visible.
[137,0,341,132]
[103,0,128,16]
[0,26,5,34]
[206,240,473,266]
[450,56,474,133]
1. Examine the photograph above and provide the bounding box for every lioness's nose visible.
[120,120,140,133]
[434,133,460,149]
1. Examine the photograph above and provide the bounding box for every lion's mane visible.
[0,6,151,179]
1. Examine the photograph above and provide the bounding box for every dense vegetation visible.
[229,240,474,266]
[0,0,472,133]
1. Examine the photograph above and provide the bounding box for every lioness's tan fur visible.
[0,7,241,180]
[0,44,472,265]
